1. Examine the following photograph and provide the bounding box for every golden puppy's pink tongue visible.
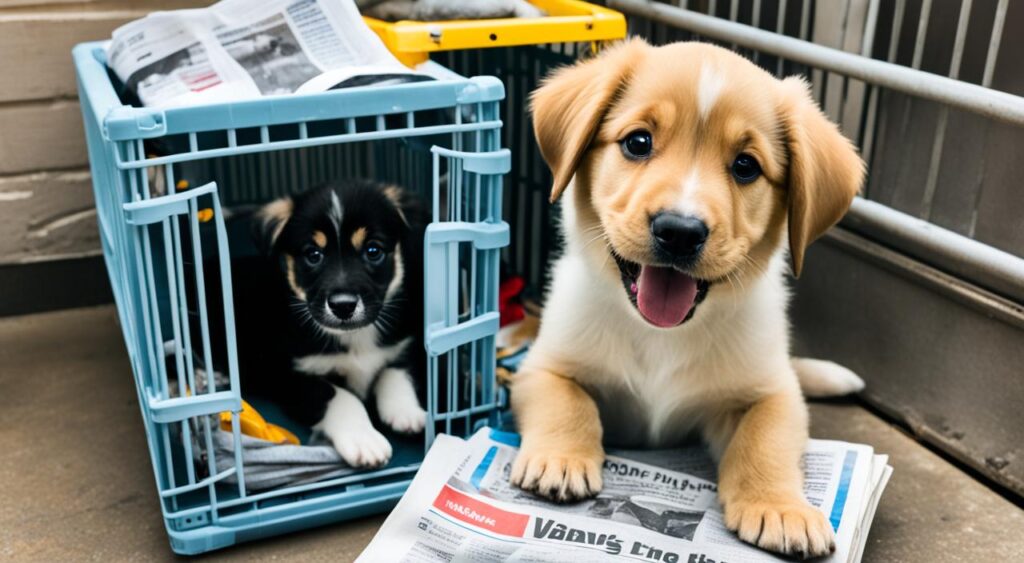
[636,265,698,328]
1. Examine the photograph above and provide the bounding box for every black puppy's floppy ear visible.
[253,196,293,255]
[530,38,648,202]
[779,77,865,277]
[382,185,421,230]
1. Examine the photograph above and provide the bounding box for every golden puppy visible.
[510,39,865,559]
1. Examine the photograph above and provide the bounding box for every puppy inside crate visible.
[152,137,481,479]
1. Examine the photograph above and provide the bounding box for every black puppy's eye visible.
[621,130,653,160]
[364,241,386,264]
[731,153,762,184]
[302,245,324,267]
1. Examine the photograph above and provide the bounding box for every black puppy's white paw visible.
[375,367,427,434]
[381,404,427,434]
[318,385,393,468]
[332,427,393,468]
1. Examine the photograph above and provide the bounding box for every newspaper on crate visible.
[359,428,892,563]
[106,0,436,108]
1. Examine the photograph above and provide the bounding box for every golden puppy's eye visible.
[731,153,762,184]
[621,130,653,160]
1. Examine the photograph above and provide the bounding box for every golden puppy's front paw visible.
[509,445,604,503]
[723,495,835,559]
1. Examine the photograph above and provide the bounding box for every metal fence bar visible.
[775,0,788,75]
[838,0,852,51]
[888,0,907,62]
[983,0,1009,88]
[843,198,1024,303]
[608,0,1024,126]
[852,0,881,154]
[750,0,762,63]
[948,0,973,80]
[921,0,973,220]
[862,0,907,181]
[861,0,880,59]
[798,0,810,41]
[910,0,933,70]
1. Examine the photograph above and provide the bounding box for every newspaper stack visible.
[360,428,892,562]
[107,0,432,108]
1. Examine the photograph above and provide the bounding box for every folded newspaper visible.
[107,0,433,108]
[360,428,892,562]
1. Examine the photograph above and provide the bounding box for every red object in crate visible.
[499,276,526,326]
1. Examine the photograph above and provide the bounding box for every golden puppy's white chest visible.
[585,340,725,447]
[533,251,792,447]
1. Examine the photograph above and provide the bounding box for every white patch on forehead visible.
[675,169,705,218]
[697,64,726,121]
[329,191,343,236]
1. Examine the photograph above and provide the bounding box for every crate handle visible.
[123,182,218,225]
[425,222,509,249]
[147,390,241,424]
[426,312,500,356]
[430,146,510,175]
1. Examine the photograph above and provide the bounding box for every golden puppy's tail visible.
[792,358,865,398]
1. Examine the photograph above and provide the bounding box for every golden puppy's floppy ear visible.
[779,77,865,276]
[530,38,648,202]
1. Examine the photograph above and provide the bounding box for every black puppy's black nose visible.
[328,293,359,319]
[651,213,709,259]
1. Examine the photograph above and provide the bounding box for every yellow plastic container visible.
[364,0,627,67]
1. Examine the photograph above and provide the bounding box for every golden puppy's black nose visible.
[651,213,708,260]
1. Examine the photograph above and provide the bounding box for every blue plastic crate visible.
[73,41,510,555]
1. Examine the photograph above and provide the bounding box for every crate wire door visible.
[424,146,512,447]
[75,41,508,553]
[122,182,247,527]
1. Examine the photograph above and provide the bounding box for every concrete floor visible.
[2,306,1023,562]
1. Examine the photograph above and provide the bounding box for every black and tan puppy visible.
[224,180,427,468]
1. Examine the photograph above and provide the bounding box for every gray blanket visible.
[194,425,356,491]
